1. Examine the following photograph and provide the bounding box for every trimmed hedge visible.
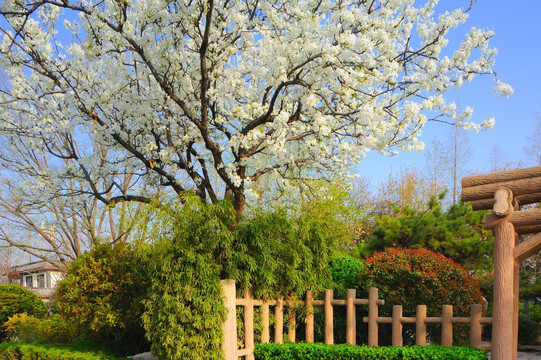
[254,343,488,360]
[0,342,128,360]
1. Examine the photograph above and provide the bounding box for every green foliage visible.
[520,276,541,301]
[475,272,493,316]
[326,253,366,344]
[253,343,488,360]
[358,248,483,345]
[142,197,237,360]
[358,197,493,271]
[3,313,76,345]
[141,195,349,360]
[527,303,541,322]
[518,312,541,345]
[517,302,541,345]
[0,284,48,340]
[38,315,77,344]
[55,242,150,352]
[2,313,42,343]
[0,342,128,360]
[235,208,347,297]
[328,254,363,298]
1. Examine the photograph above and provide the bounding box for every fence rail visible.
[220,279,492,360]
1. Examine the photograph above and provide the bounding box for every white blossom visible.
[0,0,511,211]
[494,80,514,98]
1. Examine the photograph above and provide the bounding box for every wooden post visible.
[461,168,541,360]
[416,305,427,346]
[261,299,270,343]
[492,220,516,360]
[470,304,482,349]
[305,290,314,343]
[220,279,237,360]
[392,305,403,346]
[441,305,453,347]
[275,296,284,344]
[513,233,520,360]
[287,294,296,343]
[346,289,356,345]
[324,289,334,345]
[368,287,379,347]
[244,290,255,360]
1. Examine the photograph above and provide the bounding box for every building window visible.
[37,274,45,288]
[25,275,33,288]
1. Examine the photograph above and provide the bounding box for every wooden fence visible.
[220,279,493,360]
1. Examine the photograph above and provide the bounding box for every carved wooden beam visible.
[514,224,541,235]
[471,193,541,211]
[462,166,541,188]
[462,176,541,203]
[514,232,541,263]
[486,208,541,232]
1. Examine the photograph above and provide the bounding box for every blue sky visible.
[356,0,541,185]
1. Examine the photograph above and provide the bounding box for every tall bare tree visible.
[0,129,148,270]
[424,123,471,204]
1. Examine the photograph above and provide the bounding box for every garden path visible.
[514,352,541,360]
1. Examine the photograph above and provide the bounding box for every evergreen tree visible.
[357,195,493,271]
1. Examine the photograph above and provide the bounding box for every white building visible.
[12,261,64,302]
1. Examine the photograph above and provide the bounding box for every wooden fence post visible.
[346,289,356,345]
[261,298,270,343]
[305,290,314,343]
[470,304,482,349]
[244,290,255,360]
[392,305,403,346]
[275,296,284,344]
[325,289,334,345]
[415,305,427,346]
[288,294,296,343]
[368,287,379,346]
[220,279,236,360]
[441,305,453,347]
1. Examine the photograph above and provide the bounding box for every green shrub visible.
[328,254,363,298]
[526,303,541,322]
[2,313,42,343]
[253,343,488,360]
[360,198,493,272]
[0,284,48,340]
[518,312,541,345]
[56,242,150,353]
[0,342,128,360]
[142,198,237,360]
[358,248,483,345]
[3,313,77,345]
[38,314,76,344]
[325,254,365,344]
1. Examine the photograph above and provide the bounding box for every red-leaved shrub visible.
[358,248,483,345]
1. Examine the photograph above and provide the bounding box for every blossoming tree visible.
[0,0,512,212]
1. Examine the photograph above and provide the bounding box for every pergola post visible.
[461,166,541,360]
[492,219,516,360]
[513,233,520,360]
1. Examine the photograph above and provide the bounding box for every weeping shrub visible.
[142,194,351,360]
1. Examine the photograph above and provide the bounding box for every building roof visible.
[12,260,63,274]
